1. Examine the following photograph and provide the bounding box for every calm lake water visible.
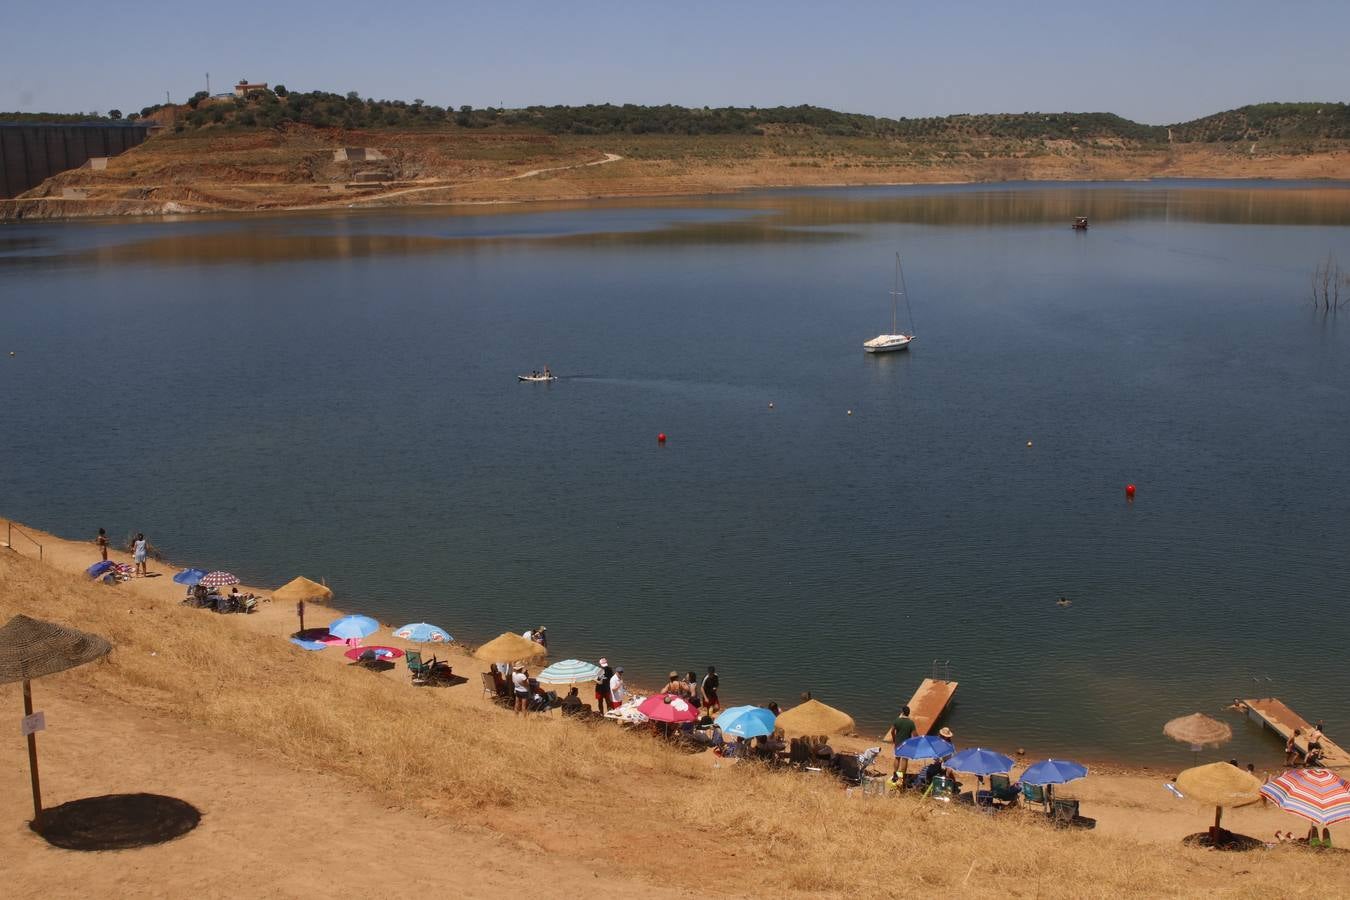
[3,181,1348,768]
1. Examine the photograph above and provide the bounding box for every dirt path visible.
[339,151,623,206]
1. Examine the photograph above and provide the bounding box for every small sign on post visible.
[22,711,46,736]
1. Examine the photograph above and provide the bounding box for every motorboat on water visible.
[863,252,917,354]
[518,373,557,383]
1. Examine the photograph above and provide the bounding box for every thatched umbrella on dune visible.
[473,632,547,665]
[775,698,856,737]
[1164,713,1232,752]
[0,615,111,821]
[272,576,333,605]
[1176,761,1262,840]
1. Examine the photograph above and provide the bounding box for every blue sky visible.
[5,0,1348,123]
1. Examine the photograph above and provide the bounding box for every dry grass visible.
[2,550,1344,898]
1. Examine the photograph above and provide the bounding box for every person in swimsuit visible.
[96,528,109,561]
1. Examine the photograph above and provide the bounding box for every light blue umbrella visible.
[392,622,453,644]
[715,706,777,739]
[1020,759,1089,786]
[173,567,208,586]
[537,659,603,685]
[945,747,1015,776]
[328,615,380,641]
[896,735,955,760]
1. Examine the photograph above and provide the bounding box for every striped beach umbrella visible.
[199,571,240,590]
[392,623,453,644]
[537,659,602,685]
[1260,768,1350,827]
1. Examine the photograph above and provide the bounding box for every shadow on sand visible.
[31,793,202,851]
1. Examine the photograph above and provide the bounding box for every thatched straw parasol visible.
[473,632,547,663]
[774,698,856,736]
[272,576,333,604]
[1176,761,1261,836]
[0,615,112,821]
[1164,713,1232,749]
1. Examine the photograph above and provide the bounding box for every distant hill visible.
[1168,102,1350,141]
[6,97,1349,144]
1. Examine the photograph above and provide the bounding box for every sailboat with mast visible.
[863,252,917,353]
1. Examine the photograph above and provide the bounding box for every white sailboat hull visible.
[863,334,914,353]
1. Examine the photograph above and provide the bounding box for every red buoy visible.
[657,433,667,444]
[1125,483,1136,498]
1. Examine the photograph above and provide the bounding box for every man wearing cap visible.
[595,658,613,713]
[888,705,918,775]
[609,666,627,705]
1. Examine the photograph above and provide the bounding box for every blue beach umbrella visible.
[715,706,778,739]
[945,747,1016,776]
[328,615,380,641]
[86,560,116,578]
[289,638,328,651]
[537,659,603,685]
[896,735,956,760]
[392,622,453,644]
[1020,759,1089,786]
[173,567,208,586]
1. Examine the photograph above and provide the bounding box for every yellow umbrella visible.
[775,698,856,736]
[1176,762,1261,836]
[272,576,333,604]
[472,632,546,663]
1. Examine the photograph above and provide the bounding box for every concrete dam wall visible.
[0,123,154,198]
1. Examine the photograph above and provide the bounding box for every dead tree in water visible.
[1311,253,1345,311]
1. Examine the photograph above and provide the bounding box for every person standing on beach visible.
[685,670,702,708]
[609,667,627,706]
[96,528,109,561]
[132,532,148,577]
[511,665,530,715]
[596,658,613,713]
[887,705,918,775]
[702,666,721,714]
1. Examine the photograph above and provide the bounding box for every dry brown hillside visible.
[5,124,1349,220]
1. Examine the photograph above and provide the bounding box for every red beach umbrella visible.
[637,693,700,724]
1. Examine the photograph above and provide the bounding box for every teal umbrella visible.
[537,659,602,685]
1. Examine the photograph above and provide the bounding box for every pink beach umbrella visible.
[637,693,700,724]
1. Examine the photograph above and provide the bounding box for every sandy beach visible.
[2,516,1347,898]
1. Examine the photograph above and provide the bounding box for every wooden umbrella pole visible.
[22,679,42,819]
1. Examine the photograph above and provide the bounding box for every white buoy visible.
[847,409,853,416]
[768,402,774,409]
